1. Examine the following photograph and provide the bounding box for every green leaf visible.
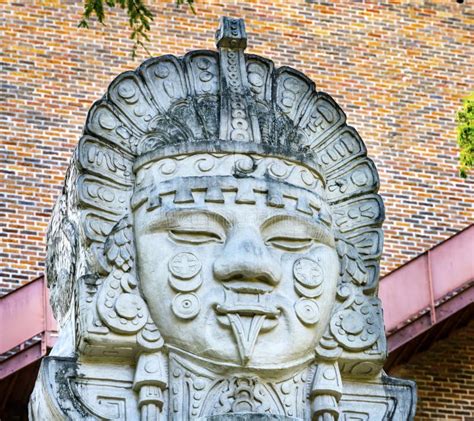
[457,92,474,178]
[80,0,195,57]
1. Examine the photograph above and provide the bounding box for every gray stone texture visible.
[29,17,416,421]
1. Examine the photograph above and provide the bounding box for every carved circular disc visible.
[294,282,323,299]
[293,258,323,288]
[168,274,203,293]
[169,252,201,280]
[172,293,200,320]
[294,298,320,325]
[330,308,380,350]
[340,311,364,335]
[114,293,141,320]
[98,285,148,334]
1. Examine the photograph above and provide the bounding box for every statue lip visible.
[214,288,281,318]
[222,281,274,294]
[215,303,281,317]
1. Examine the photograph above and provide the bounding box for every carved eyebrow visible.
[142,207,231,233]
[261,214,334,247]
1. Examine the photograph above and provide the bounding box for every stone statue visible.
[29,17,416,420]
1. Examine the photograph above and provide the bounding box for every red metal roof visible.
[380,224,474,369]
[0,276,57,380]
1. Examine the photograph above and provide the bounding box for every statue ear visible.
[315,238,386,377]
[46,194,78,327]
[77,215,164,354]
[96,216,148,334]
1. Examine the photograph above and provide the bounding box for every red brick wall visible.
[1,0,473,294]
[390,320,474,420]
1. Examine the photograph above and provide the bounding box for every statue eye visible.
[169,229,223,245]
[265,236,313,251]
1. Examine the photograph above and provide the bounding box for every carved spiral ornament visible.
[97,273,148,334]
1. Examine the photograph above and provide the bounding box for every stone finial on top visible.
[216,17,247,50]
[216,17,259,143]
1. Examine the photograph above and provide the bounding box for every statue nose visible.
[213,226,282,287]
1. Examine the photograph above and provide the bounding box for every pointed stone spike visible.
[216,17,261,143]
[216,17,247,49]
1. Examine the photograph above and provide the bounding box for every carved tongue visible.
[227,313,266,365]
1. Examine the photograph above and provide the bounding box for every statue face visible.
[134,171,339,368]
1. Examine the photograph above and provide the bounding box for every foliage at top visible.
[79,0,194,57]
[457,93,474,178]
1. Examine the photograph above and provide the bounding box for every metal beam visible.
[380,224,474,352]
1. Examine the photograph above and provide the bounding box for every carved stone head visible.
[31,17,415,421]
[133,149,341,368]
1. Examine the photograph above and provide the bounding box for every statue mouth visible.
[214,288,281,365]
[215,287,281,318]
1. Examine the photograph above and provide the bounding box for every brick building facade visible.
[391,320,474,420]
[1,0,473,419]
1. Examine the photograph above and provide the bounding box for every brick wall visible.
[1,0,473,294]
[390,320,474,420]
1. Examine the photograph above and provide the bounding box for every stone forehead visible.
[133,142,326,181]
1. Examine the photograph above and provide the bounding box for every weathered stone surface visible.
[29,17,416,420]
[204,415,298,420]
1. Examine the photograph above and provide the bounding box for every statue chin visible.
[28,16,416,421]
